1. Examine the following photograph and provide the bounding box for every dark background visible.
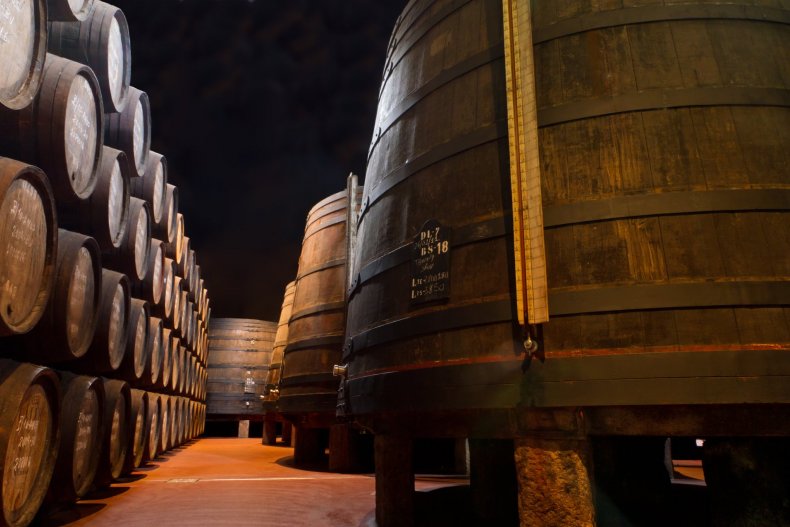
[112,0,406,321]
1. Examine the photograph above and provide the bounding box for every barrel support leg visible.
[262,417,277,445]
[329,423,372,472]
[514,435,595,527]
[281,422,292,445]
[375,434,414,527]
[470,438,519,525]
[293,426,323,466]
[703,437,790,526]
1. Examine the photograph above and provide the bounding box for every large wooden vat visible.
[207,318,276,417]
[343,0,790,427]
[263,281,295,406]
[0,360,59,527]
[280,192,350,419]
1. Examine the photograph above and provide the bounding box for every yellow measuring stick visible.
[502,0,548,326]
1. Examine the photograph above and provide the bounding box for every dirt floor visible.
[36,438,469,527]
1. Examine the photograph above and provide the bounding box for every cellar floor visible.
[36,438,468,527]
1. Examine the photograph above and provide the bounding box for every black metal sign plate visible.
[410,219,451,305]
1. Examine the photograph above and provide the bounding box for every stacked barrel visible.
[264,175,371,470]
[340,1,790,526]
[0,1,208,525]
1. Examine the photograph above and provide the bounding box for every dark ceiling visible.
[112,0,407,321]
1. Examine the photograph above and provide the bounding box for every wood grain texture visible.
[0,0,46,110]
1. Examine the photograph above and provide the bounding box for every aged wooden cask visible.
[103,196,150,282]
[72,268,129,373]
[93,378,129,487]
[176,236,190,280]
[170,276,183,332]
[159,395,171,452]
[122,389,147,473]
[151,256,175,320]
[132,238,164,307]
[144,391,160,461]
[0,0,47,110]
[19,229,101,363]
[60,146,130,251]
[342,0,790,425]
[47,0,131,113]
[0,360,59,527]
[280,191,349,419]
[130,151,166,225]
[145,316,163,388]
[207,318,276,416]
[0,158,57,336]
[0,54,102,205]
[163,212,184,264]
[104,86,149,178]
[45,373,103,505]
[115,298,148,384]
[47,0,94,22]
[154,183,178,244]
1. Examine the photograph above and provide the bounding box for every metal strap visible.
[284,334,344,354]
[544,189,790,228]
[303,214,346,241]
[296,257,346,281]
[539,87,790,127]
[279,372,339,388]
[359,120,508,223]
[347,299,514,356]
[289,301,346,322]
[533,5,790,44]
[550,280,790,316]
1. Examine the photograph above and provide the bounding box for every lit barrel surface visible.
[207,318,276,416]
[263,281,296,407]
[0,0,46,110]
[343,0,790,422]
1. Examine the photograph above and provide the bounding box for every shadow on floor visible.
[35,503,107,526]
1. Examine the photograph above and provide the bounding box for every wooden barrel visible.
[263,281,296,407]
[47,0,131,113]
[93,378,129,487]
[0,360,59,527]
[132,238,164,307]
[0,0,46,110]
[130,152,166,226]
[0,158,57,336]
[73,268,130,373]
[156,330,172,391]
[207,318,276,416]
[146,317,163,388]
[154,183,178,244]
[115,298,149,384]
[47,0,94,22]
[151,256,175,321]
[104,86,150,178]
[45,373,103,504]
[280,191,348,418]
[103,196,150,281]
[144,391,160,461]
[0,53,102,205]
[60,146,130,251]
[163,212,184,264]
[122,389,147,474]
[176,236,190,280]
[170,276,183,332]
[159,395,170,452]
[20,229,101,363]
[343,0,790,424]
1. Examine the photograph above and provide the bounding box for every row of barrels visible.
[0,359,205,527]
[0,1,211,525]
